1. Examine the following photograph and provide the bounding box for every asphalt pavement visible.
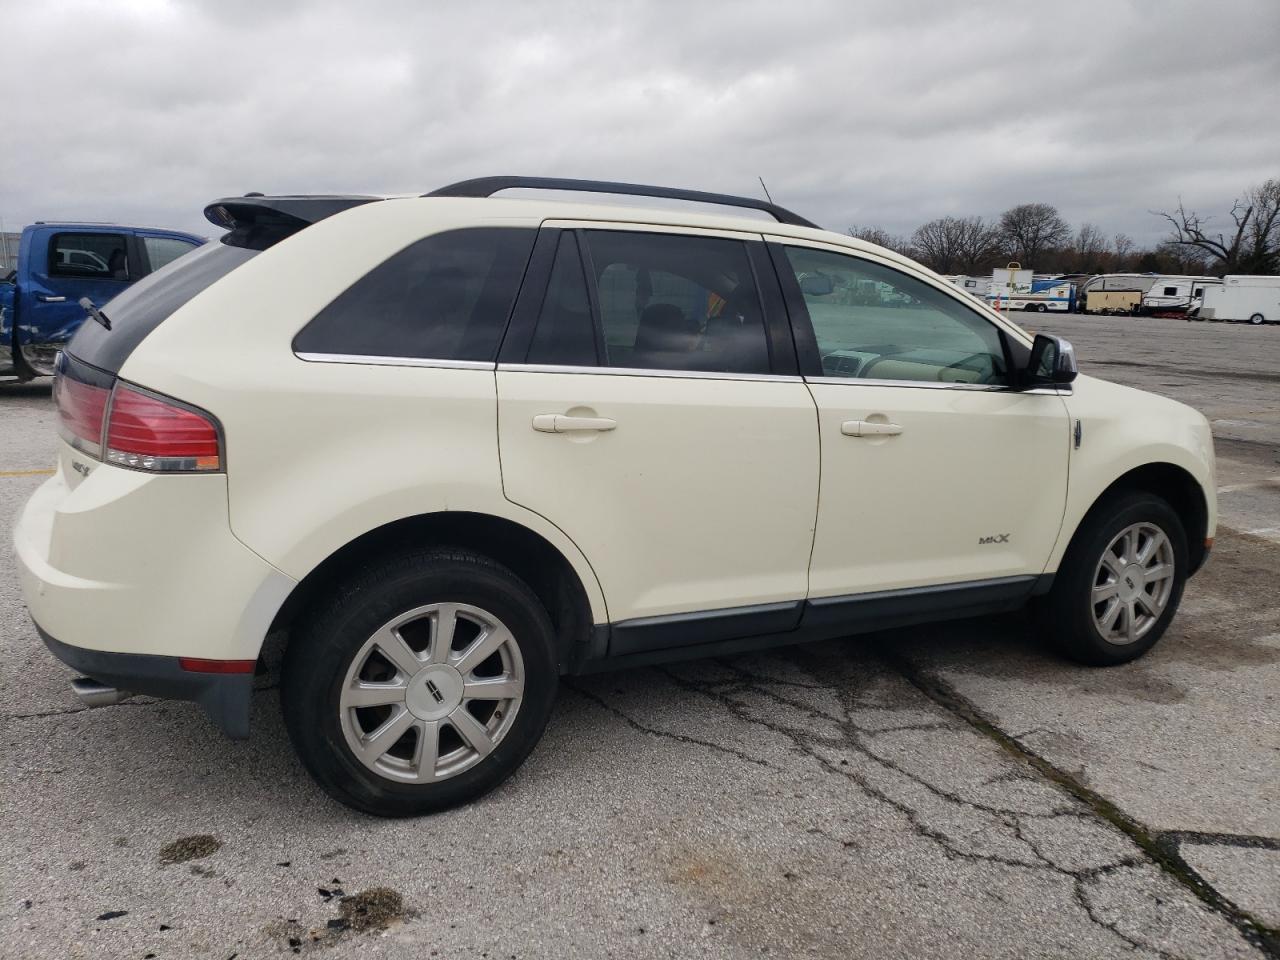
[2,314,1277,959]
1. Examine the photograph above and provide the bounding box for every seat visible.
[631,302,699,369]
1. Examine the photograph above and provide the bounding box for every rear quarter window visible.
[292,228,536,362]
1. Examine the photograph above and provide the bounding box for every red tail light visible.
[54,375,110,457]
[105,386,222,472]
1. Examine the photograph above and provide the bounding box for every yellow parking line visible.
[0,468,54,478]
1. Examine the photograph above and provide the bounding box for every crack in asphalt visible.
[571,650,1273,959]
[887,651,1280,959]
[1160,831,1280,853]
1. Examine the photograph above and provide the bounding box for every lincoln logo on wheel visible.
[425,679,445,704]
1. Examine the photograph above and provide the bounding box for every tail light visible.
[105,386,222,472]
[54,355,223,473]
[54,374,111,458]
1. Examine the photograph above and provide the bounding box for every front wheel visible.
[1040,492,1188,665]
[282,548,559,816]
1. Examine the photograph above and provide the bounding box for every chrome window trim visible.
[803,376,1072,396]
[497,362,802,383]
[295,352,496,371]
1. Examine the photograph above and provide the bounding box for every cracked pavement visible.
[2,316,1278,959]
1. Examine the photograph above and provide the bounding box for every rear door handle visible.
[841,419,903,437]
[532,414,617,433]
[37,295,67,303]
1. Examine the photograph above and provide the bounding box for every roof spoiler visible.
[425,176,820,229]
[203,194,380,249]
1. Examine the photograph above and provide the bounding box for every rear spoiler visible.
[203,194,380,250]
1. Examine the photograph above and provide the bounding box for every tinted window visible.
[50,233,129,280]
[144,236,198,273]
[294,228,535,361]
[527,233,597,366]
[68,240,258,374]
[783,246,1007,386]
[578,231,770,374]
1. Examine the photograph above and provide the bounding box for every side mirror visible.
[1024,334,1078,386]
[799,274,834,297]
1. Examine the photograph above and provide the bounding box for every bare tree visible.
[848,224,910,255]
[1154,241,1212,275]
[998,203,1071,268]
[1070,223,1108,272]
[1112,233,1134,268]
[910,216,1002,274]
[1157,178,1280,275]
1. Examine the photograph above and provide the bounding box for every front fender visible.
[1048,375,1216,571]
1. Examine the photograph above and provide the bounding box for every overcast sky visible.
[2,0,1277,249]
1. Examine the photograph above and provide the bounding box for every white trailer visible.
[985,267,1074,312]
[1195,275,1280,325]
[1140,276,1221,314]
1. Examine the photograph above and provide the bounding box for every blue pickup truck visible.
[1,222,204,380]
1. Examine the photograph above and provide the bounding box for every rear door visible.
[17,229,134,361]
[496,224,819,656]
[770,239,1071,602]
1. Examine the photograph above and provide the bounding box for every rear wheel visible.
[1249,313,1265,325]
[1040,492,1188,665]
[282,548,558,816]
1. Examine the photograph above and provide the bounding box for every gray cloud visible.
[2,0,1277,249]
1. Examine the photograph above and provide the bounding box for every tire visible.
[1249,313,1265,325]
[1040,491,1188,666]
[282,548,559,816]
[1036,303,1048,313]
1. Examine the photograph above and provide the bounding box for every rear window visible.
[292,228,536,362]
[67,241,257,374]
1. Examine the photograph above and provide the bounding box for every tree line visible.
[850,176,1280,278]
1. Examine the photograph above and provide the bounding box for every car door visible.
[769,239,1071,606]
[496,224,819,656]
[19,229,134,357]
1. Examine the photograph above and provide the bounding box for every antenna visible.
[758,177,775,204]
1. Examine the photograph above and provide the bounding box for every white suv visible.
[14,177,1216,816]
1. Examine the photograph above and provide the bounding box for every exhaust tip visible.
[71,677,132,708]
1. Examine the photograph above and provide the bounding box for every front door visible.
[497,226,819,655]
[770,240,1071,601]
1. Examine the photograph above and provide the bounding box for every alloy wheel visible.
[338,602,524,783]
[1090,522,1176,645]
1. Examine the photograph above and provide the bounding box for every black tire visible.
[1036,303,1048,313]
[1040,491,1188,666]
[1249,313,1265,325]
[282,548,559,817]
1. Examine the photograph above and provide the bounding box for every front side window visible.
[144,236,198,273]
[294,228,536,361]
[50,233,129,281]
[782,246,1007,386]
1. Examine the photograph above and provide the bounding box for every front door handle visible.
[37,295,68,303]
[532,414,617,434]
[841,419,904,437]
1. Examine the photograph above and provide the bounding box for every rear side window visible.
[294,228,536,362]
[50,233,130,280]
[523,229,772,375]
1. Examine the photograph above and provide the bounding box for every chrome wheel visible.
[339,603,524,783]
[1091,522,1176,645]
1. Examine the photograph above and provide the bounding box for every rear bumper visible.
[14,448,295,662]
[37,624,253,738]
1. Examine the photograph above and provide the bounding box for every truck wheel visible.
[1249,313,1265,325]
[282,548,559,816]
[1039,491,1188,666]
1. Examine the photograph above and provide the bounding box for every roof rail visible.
[424,176,820,229]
